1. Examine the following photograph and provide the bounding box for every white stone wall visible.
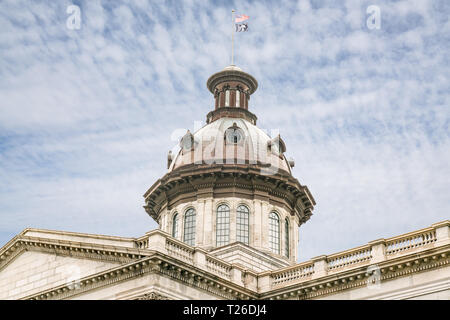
[0,250,120,300]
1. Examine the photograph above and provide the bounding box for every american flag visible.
[235,14,249,23]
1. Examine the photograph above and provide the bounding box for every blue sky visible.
[0,0,449,261]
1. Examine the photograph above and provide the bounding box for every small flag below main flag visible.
[235,23,248,32]
[235,14,249,23]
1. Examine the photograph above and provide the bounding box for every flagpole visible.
[231,9,235,65]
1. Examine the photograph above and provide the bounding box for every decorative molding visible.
[144,165,315,226]
[22,253,256,301]
[135,292,170,300]
[0,236,145,273]
[263,248,450,300]
[2,222,448,301]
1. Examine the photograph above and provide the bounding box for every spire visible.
[205,65,258,124]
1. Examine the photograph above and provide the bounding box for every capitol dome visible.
[144,64,315,264]
[168,117,292,175]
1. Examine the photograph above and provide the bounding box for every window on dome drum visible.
[236,205,249,245]
[216,204,230,246]
[269,212,280,254]
[172,213,179,238]
[225,90,230,106]
[235,90,240,107]
[284,218,290,258]
[183,208,196,246]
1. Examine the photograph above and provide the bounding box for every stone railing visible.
[385,228,437,256]
[135,230,235,280]
[135,222,449,293]
[327,245,372,272]
[165,238,195,264]
[271,261,314,287]
[205,256,232,279]
[259,220,450,291]
[134,237,149,249]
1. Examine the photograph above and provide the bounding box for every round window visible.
[225,127,243,144]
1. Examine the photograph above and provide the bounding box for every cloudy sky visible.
[0,0,448,261]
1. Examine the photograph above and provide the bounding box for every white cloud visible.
[0,0,448,263]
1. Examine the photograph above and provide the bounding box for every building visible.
[0,65,449,300]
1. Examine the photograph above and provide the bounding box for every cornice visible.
[206,108,257,125]
[22,253,258,301]
[0,235,145,272]
[143,165,315,223]
[207,69,258,95]
[20,244,450,301]
[262,245,450,300]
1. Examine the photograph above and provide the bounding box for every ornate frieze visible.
[136,292,169,300]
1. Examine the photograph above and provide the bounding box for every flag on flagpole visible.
[235,14,249,23]
[235,13,249,32]
[235,23,248,32]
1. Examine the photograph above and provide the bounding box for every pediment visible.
[0,229,148,300]
[0,249,123,300]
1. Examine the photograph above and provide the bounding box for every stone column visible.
[197,200,205,246]
[293,217,299,263]
[253,200,262,247]
[230,199,237,244]
[261,202,269,250]
[203,198,213,248]
[280,212,285,259]
[195,203,203,247]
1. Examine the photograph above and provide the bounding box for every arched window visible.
[284,218,290,258]
[183,208,196,246]
[216,204,230,246]
[269,212,280,254]
[235,90,240,107]
[172,213,179,238]
[236,205,249,245]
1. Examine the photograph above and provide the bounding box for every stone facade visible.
[0,221,448,300]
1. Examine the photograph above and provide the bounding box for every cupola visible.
[206,65,258,125]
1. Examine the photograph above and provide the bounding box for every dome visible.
[168,117,292,174]
[144,65,316,260]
